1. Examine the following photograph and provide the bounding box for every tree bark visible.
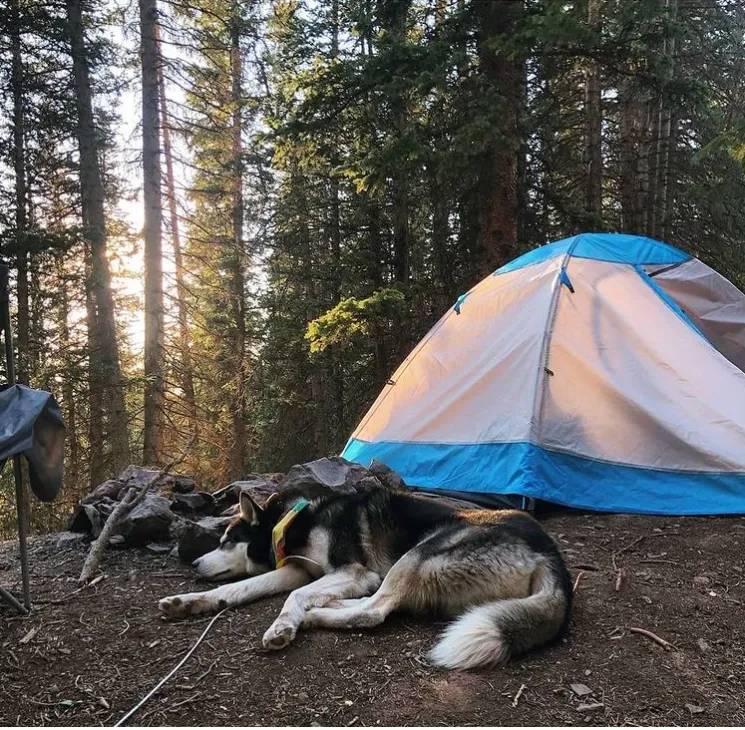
[475,0,522,276]
[66,0,132,475]
[584,0,603,221]
[329,0,344,445]
[57,257,80,490]
[653,0,678,239]
[618,78,636,231]
[156,23,197,437]
[84,245,105,487]
[140,0,165,466]
[10,0,29,385]
[228,15,247,479]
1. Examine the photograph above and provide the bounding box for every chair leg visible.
[13,454,30,610]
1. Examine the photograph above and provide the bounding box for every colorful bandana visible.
[271,500,310,568]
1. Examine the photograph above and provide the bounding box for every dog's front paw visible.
[262,616,297,650]
[158,593,216,620]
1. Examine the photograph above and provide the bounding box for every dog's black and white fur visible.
[158,485,572,669]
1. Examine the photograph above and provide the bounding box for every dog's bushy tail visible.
[428,560,571,670]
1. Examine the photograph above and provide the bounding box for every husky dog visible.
[158,485,572,669]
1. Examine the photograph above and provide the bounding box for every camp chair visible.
[0,264,65,613]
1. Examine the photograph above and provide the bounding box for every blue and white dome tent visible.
[342,233,745,515]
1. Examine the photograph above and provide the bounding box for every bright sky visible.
[110,14,189,355]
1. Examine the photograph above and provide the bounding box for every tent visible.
[342,233,745,515]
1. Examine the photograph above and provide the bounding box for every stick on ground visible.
[573,571,584,593]
[78,440,194,584]
[628,626,677,652]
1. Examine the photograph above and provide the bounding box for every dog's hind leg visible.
[158,564,310,620]
[262,565,381,650]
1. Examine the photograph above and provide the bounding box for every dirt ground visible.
[1,511,744,727]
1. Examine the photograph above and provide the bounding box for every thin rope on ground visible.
[113,606,229,727]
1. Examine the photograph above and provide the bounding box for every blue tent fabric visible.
[495,232,691,275]
[344,438,745,516]
[342,233,745,515]
[0,384,65,502]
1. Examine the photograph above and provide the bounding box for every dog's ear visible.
[264,491,281,509]
[239,491,261,525]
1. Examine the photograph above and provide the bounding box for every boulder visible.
[117,465,196,495]
[212,474,283,513]
[170,491,213,514]
[117,493,174,546]
[369,459,407,491]
[81,479,126,504]
[177,516,231,564]
[55,531,87,550]
[68,503,103,537]
[280,457,386,494]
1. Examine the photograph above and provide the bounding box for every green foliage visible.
[306,289,406,354]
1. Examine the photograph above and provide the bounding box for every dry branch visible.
[628,626,677,651]
[573,571,584,593]
[78,441,194,584]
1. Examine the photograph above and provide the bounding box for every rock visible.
[117,465,196,495]
[576,702,604,713]
[170,492,213,514]
[117,493,174,546]
[693,576,710,587]
[81,479,126,504]
[369,459,406,491]
[685,703,705,715]
[146,542,173,555]
[212,474,283,513]
[280,457,383,494]
[177,516,231,563]
[570,683,593,697]
[95,496,119,519]
[68,504,103,537]
[55,531,86,550]
[108,535,126,547]
[697,638,711,652]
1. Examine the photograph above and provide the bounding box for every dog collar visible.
[271,500,310,568]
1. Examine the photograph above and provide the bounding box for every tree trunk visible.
[228,16,247,479]
[57,257,80,490]
[66,0,131,475]
[139,0,165,465]
[654,0,678,239]
[10,0,29,385]
[634,96,651,234]
[84,246,105,487]
[645,95,661,236]
[475,0,522,276]
[156,23,197,437]
[584,0,603,222]
[618,79,636,231]
[659,112,678,240]
[329,0,344,445]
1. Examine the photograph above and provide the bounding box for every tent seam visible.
[529,239,578,446]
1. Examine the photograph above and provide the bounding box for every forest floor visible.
[0,512,744,727]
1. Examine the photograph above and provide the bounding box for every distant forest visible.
[1,0,744,532]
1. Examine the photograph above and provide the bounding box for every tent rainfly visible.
[342,233,745,515]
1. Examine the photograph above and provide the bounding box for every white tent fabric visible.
[343,233,745,514]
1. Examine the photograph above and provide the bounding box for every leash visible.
[113,606,230,727]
